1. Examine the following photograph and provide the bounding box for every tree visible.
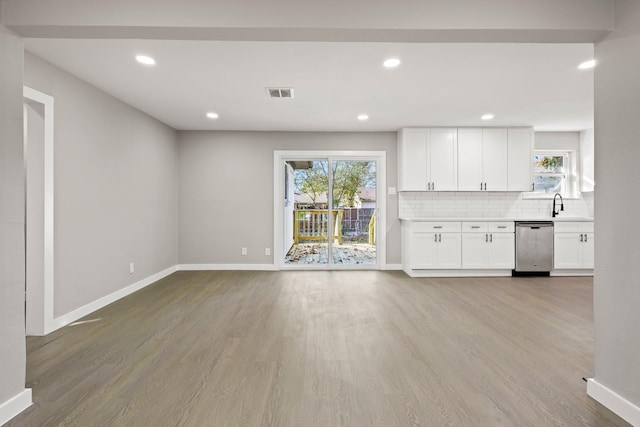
[293,160,375,208]
[293,161,327,207]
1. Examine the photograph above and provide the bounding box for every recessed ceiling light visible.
[357,114,369,121]
[481,114,494,120]
[383,58,401,68]
[578,59,596,69]
[206,112,219,119]
[135,55,156,66]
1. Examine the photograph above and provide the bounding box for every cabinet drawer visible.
[489,222,515,232]
[554,221,594,233]
[413,222,461,233]
[462,222,488,232]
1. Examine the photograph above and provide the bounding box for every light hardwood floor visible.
[8,271,630,426]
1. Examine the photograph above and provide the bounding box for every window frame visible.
[526,150,579,199]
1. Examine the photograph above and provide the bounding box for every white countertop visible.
[400,217,593,222]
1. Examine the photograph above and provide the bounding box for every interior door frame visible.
[23,86,56,336]
[273,150,386,270]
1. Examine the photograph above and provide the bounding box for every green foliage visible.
[537,155,564,172]
[293,160,375,208]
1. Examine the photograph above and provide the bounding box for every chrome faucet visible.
[552,193,564,217]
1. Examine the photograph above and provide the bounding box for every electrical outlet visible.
[241,247,247,256]
[265,248,271,256]
[129,262,135,274]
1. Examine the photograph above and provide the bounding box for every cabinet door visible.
[482,128,508,191]
[507,129,533,191]
[582,232,594,268]
[488,233,515,269]
[429,128,458,191]
[437,233,462,268]
[457,128,484,191]
[398,128,428,191]
[554,233,582,269]
[462,233,488,268]
[411,232,438,268]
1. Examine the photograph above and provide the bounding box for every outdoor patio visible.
[284,242,376,265]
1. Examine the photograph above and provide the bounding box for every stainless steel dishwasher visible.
[514,221,554,274]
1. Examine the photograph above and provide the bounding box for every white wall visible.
[580,128,595,192]
[0,22,28,415]
[592,0,640,417]
[23,53,179,318]
[178,131,400,265]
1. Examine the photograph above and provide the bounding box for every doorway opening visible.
[274,151,386,270]
[23,86,55,336]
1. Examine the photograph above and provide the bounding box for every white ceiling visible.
[24,39,594,132]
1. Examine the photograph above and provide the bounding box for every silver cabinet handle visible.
[432,182,435,191]
[435,233,438,242]
[485,234,488,242]
[532,182,535,191]
[433,226,443,229]
[580,234,584,242]
[484,183,487,191]
[584,234,588,242]
[471,226,481,229]
[480,182,483,190]
[438,233,442,242]
[490,233,493,242]
[498,226,507,229]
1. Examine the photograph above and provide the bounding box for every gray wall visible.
[24,53,179,317]
[534,131,581,151]
[0,23,26,405]
[178,131,400,265]
[594,0,640,407]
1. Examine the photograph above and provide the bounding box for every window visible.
[532,152,569,195]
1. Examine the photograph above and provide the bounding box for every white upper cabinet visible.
[457,128,508,191]
[398,128,457,191]
[482,128,508,191]
[507,128,534,191]
[457,129,484,191]
[399,127,532,192]
[428,128,458,191]
[398,128,428,191]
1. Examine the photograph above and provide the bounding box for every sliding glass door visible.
[279,153,381,269]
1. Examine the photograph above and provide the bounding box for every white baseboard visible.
[402,268,514,278]
[587,378,640,426]
[177,264,277,271]
[382,263,402,270]
[0,389,32,426]
[52,265,178,331]
[551,269,594,277]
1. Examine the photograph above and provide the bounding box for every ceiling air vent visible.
[267,87,294,99]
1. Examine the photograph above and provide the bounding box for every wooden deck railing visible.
[368,212,376,245]
[294,210,343,244]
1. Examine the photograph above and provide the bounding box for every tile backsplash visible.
[399,192,592,219]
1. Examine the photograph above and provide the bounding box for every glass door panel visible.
[330,160,377,266]
[283,160,329,265]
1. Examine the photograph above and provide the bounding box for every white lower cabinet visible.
[461,222,515,269]
[402,220,514,276]
[407,222,461,269]
[554,222,594,269]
